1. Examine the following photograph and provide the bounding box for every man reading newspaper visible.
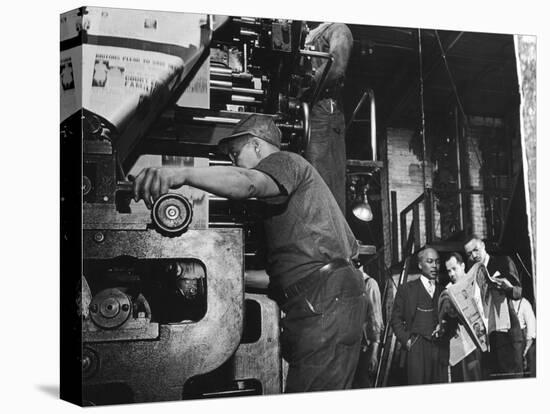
[438,253,483,382]
[464,237,523,379]
[439,237,523,380]
[438,258,486,381]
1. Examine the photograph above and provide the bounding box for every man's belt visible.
[271,258,353,304]
[318,85,343,101]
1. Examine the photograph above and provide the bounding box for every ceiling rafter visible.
[384,30,465,124]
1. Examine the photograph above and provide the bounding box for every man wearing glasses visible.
[464,236,523,379]
[132,113,367,393]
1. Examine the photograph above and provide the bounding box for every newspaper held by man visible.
[447,324,477,367]
[439,263,492,361]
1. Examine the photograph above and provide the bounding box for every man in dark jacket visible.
[390,247,448,385]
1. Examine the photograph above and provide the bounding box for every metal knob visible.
[89,289,131,329]
[151,193,193,235]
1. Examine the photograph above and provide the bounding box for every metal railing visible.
[432,188,510,243]
[395,188,510,261]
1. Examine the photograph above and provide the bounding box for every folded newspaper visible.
[438,263,493,365]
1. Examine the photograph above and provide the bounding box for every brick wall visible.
[386,128,433,259]
[463,116,509,239]
[463,123,487,239]
[385,121,505,256]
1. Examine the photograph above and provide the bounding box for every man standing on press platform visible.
[132,114,367,393]
[391,247,448,385]
[464,236,523,379]
[302,21,353,213]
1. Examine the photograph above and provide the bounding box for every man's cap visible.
[218,114,282,154]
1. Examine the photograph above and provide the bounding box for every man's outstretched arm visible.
[132,166,281,208]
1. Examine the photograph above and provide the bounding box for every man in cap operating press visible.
[132,113,367,393]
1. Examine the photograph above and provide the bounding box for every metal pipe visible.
[454,105,464,230]
[369,89,377,161]
[233,17,258,25]
[243,43,247,73]
[446,31,465,51]
[417,29,428,192]
[191,116,241,124]
[239,29,258,38]
[302,101,311,152]
[211,86,264,96]
[346,88,377,161]
[211,80,264,96]
[232,86,264,96]
[387,31,464,126]
[211,79,232,88]
[211,66,253,81]
[231,95,257,103]
[210,66,232,75]
[346,91,369,130]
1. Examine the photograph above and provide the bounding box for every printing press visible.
[61,9,332,404]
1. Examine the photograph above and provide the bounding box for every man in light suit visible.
[390,247,448,385]
[464,236,523,379]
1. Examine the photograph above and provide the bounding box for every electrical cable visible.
[434,30,484,169]
[417,29,428,191]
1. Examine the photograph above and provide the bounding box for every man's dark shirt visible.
[253,151,358,289]
[305,23,353,95]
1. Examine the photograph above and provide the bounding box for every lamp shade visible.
[352,200,373,222]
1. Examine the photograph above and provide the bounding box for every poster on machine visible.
[60,7,215,127]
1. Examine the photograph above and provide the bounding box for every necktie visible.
[428,280,435,297]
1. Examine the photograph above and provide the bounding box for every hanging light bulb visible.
[352,186,373,222]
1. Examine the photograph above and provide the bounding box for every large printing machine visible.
[61,8,334,404]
